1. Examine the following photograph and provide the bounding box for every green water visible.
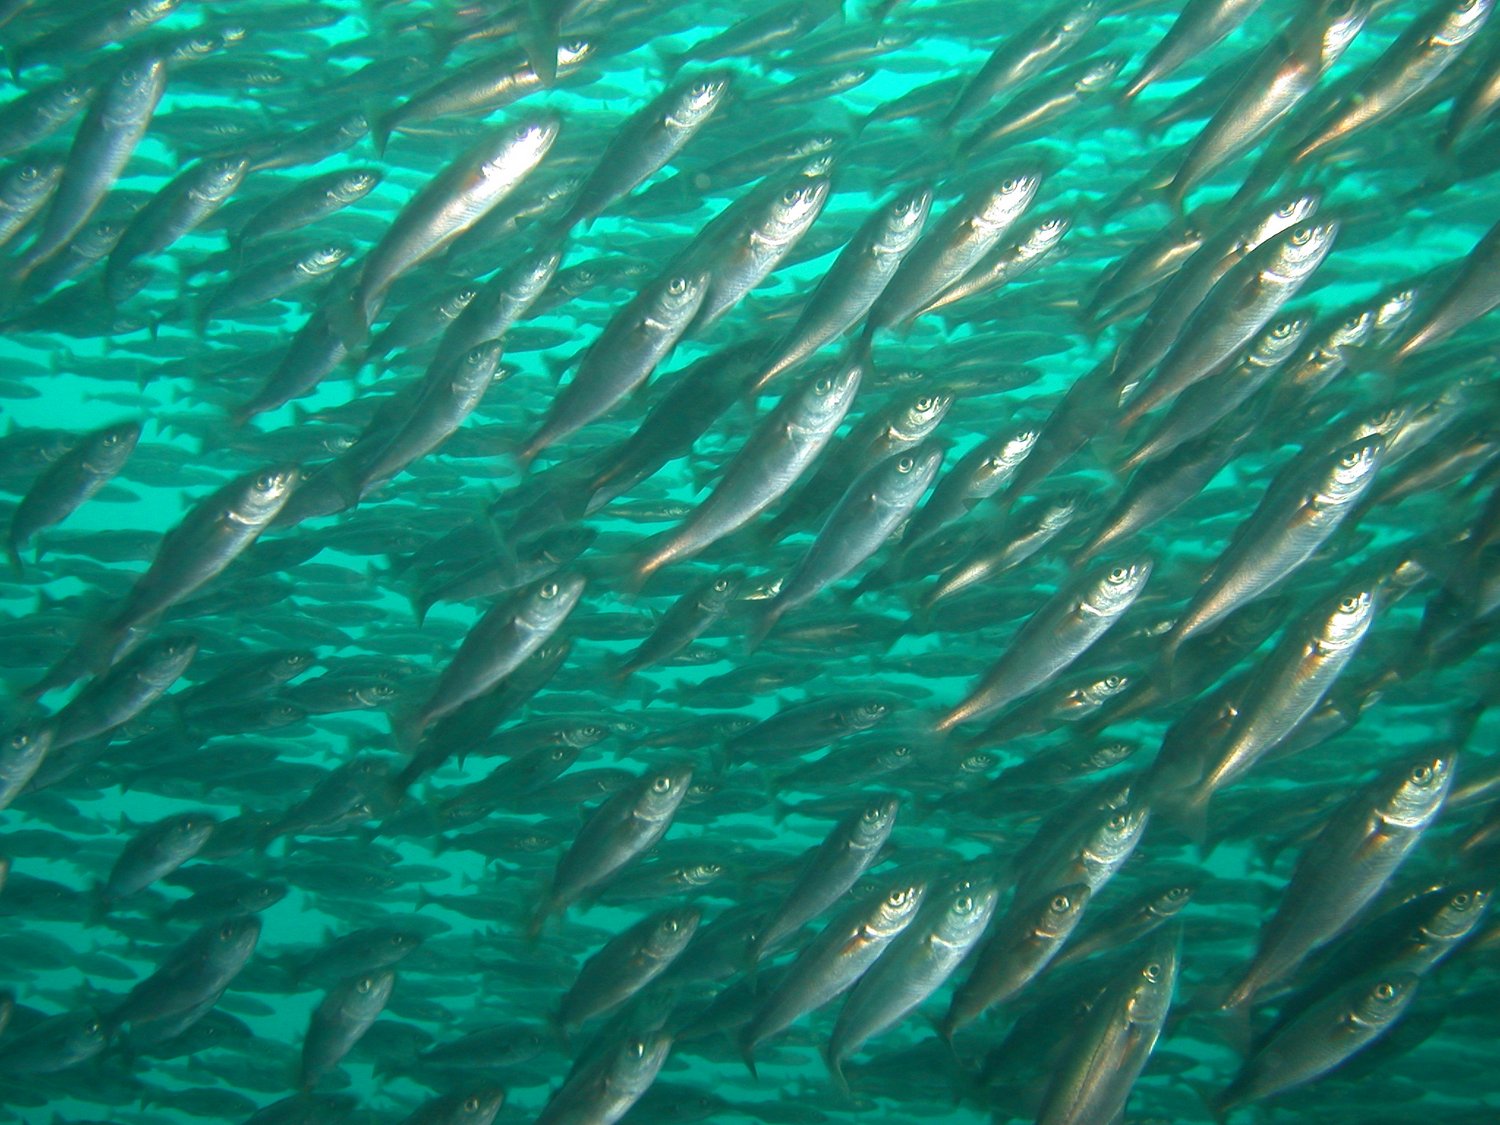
[1,0,1498,1122]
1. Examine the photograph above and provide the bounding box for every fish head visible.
[697,568,744,611]
[1373,286,1418,335]
[1251,317,1312,368]
[1349,973,1419,1029]
[1023,213,1071,255]
[1087,739,1141,771]
[143,634,199,681]
[1077,55,1127,93]
[1083,557,1153,618]
[1436,0,1493,48]
[1321,435,1383,502]
[799,356,864,426]
[454,1087,506,1122]
[1086,797,1151,871]
[449,341,503,394]
[482,114,562,182]
[235,464,301,523]
[82,420,144,473]
[557,38,595,72]
[1151,883,1197,919]
[517,573,585,630]
[4,158,62,205]
[638,762,694,820]
[878,183,934,251]
[1315,587,1378,652]
[1123,930,1179,1025]
[445,286,482,315]
[938,874,1002,940]
[206,914,263,968]
[1422,885,1491,942]
[609,1029,673,1093]
[1320,1,1370,63]
[851,794,901,848]
[1034,882,1091,938]
[1273,220,1339,279]
[105,55,167,121]
[333,168,381,201]
[977,170,1041,229]
[770,174,832,236]
[895,388,954,437]
[871,877,928,935]
[1381,752,1455,827]
[647,906,703,957]
[993,426,1040,472]
[670,70,733,127]
[306,244,351,272]
[652,271,709,323]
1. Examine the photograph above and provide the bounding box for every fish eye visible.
[1104,675,1123,688]
[1410,764,1433,784]
[897,456,916,472]
[955,895,973,912]
[781,188,803,205]
[888,889,909,906]
[629,1039,646,1059]
[219,923,236,940]
[84,1020,100,1035]
[893,745,910,756]
[1339,596,1362,613]
[1051,894,1071,912]
[1291,227,1313,246]
[253,472,278,490]
[652,775,672,793]
[1001,177,1020,193]
[539,582,559,599]
[356,977,372,993]
[119,68,139,84]
[713,578,730,591]
[667,276,688,295]
[664,919,679,932]
[1108,813,1129,831]
[917,396,938,411]
[1375,981,1396,999]
[1143,962,1162,982]
[1108,567,1129,583]
[464,1098,481,1112]
[1453,892,1471,907]
[814,376,834,394]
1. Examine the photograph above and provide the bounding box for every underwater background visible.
[1,0,1499,1121]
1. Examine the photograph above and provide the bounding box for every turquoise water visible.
[1,0,1498,1122]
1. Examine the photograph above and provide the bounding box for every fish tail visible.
[4,536,21,575]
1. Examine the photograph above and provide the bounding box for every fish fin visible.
[824,1043,850,1094]
[389,707,427,758]
[744,603,783,656]
[738,1034,760,1080]
[87,883,111,927]
[1185,1078,1232,1125]
[408,586,435,626]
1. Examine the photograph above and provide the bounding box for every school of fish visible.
[0,0,1499,1122]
